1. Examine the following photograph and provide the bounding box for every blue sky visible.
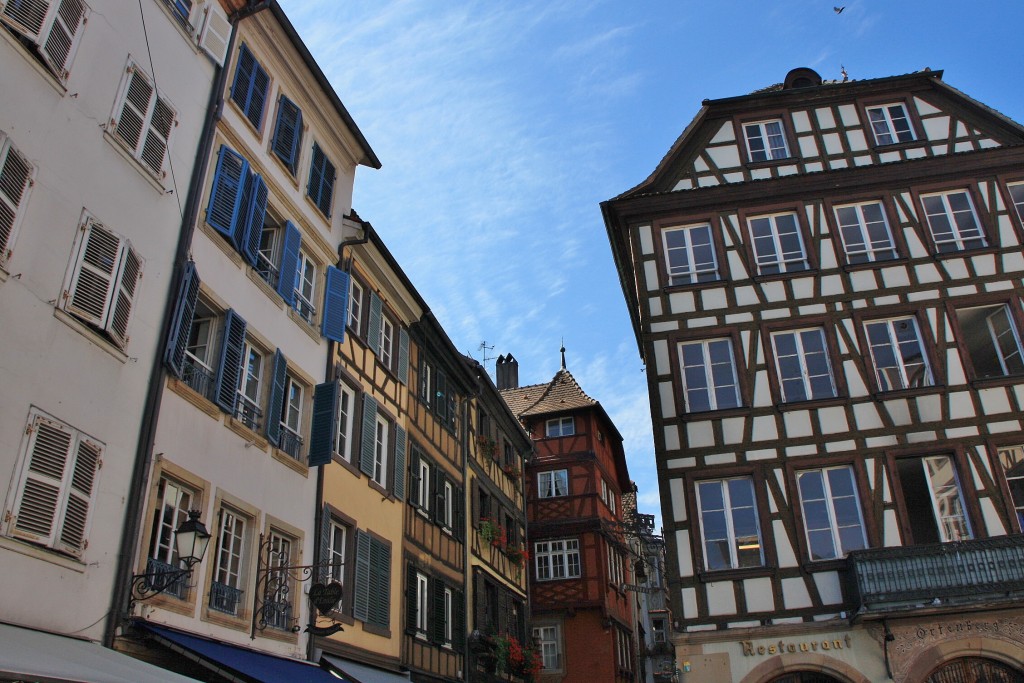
[278,0,1024,532]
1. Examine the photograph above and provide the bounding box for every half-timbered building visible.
[500,354,639,683]
[465,355,534,682]
[603,67,1024,683]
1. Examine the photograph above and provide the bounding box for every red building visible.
[499,352,638,682]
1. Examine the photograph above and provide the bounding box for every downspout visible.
[104,6,248,646]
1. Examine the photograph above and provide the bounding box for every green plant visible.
[478,517,499,543]
[476,435,498,459]
[494,634,542,681]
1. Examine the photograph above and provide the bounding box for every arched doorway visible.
[768,674,844,683]
[926,657,1024,683]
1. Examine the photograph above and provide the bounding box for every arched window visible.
[926,657,1024,683]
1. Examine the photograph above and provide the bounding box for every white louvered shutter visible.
[113,66,153,159]
[65,219,122,328]
[198,2,230,65]
[57,436,100,556]
[0,0,54,42]
[11,416,74,547]
[0,134,34,263]
[105,244,141,348]
[40,0,87,82]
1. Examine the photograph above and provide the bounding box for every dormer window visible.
[743,119,790,162]
[545,417,574,438]
[866,103,915,145]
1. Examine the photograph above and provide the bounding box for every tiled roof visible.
[498,369,598,418]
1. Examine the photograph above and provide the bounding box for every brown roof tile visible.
[498,370,598,418]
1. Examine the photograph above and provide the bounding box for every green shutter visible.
[353,530,371,622]
[430,577,445,644]
[397,328,409,384]
[368,536,391,628]
[392,426,406,501]
[308,381,338,467]
[367,292,382,357]
[405,562,418,634]
[358,394,377,478]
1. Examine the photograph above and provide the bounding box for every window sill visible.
[332,453,361,475]
[840,256,908,272]
[225,416,269,451]
[361,621,391,638]
[202,605,251,631]
[743,156,797,170]
[0,265,8,283]
[751,269,815,283]
[932,245,1000,260]
[662,278,728,293]
[678,406,748,421]
[304,193,332,224]
[102,130,170,194]
[287,305,322,343]
[870,384,945,401]
[167,377,223,419]
[969,375,1024,390]
[53,308,128,363]
[696,566,774,583]
[777,395,848,412]
[870,139,923,153]
[259,626,299,644]
[801,559,846,573]
[247,267,286,308]
[0,535,86,573]
[271,447,309,477]
[137,588,197,617]
[367,479,394,501]
[199,221,246,268]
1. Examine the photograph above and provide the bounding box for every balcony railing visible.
[146,557,188,599]
[235,395,262,431]
[256,255,279,289]
[846,534,1024,614]
[279,427,303,460]
[293,295,316,325]
[209,581,243,615]
[181,357,215,401]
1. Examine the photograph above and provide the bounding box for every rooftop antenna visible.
[478,341,496,366]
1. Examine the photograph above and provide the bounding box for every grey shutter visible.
[367,292,382,357]
[316,504,331,583]
[264,349,287,447]
[429,577,445,644]
[433,468,446,525]
[368,536,391,628]
[198,2,231,65]
[353,530,371,621]
[358,394,377,478]
[392,425,406,501]
[405,562,418,633]
[409,447,421,507]
[308,381,338,467]
[454,485,465,541]
[397,328,410,384]
[41,0,87,83]
[453,588,465,653]
[65,220,121,329]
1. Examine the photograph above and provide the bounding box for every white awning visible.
[321,654,411,683]
[0,623,203,683]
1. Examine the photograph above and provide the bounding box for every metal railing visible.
[146,557,188,599]
[181,357,215,400]
[235,395,262,431]
[256,255,279,289]
[209,581,244,615]
[279,428,303,460]
[293,295,316,325]
[847,534,1024,613]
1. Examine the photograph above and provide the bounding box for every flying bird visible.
[834,6,845,13]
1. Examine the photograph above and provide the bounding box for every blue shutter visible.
[353,530,371,622]
[321,266,350,342]
[164,261,199,377]
[230,44,255,113]
[359,394,378,478]
[397,328,410,384]
[271,96,303,174]
[319,156,336,217]
[308,381,339,467]
[369,536,391,628]
[393,425,407,501]
[307,143,335,217]
[237,172,267,266]
[247,62,269,129]
[367,292,382,357]
[276,221,300,305]
[231,44,268,129]
[213,309,247,414]
[206,146,248,238]
[265,349,287,447]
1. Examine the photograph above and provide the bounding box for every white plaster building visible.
[0,1,227,678]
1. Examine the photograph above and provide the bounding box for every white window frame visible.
[545,417,574,438]
[538,469,568,498]
[442,480,454,530]
[373,414,389,487]
[833,200,897,264]
[677,338,742,412]
[743,119,789,162]
[607,541,624,584]
[443,586,453,645]
[796,466,867,561]
[334,382,356,462]
[996,446,1024,533]
[378,315,394,368]
[280,375,304,441]
[747,211,808,275]
[109,61,177,177]
[0,132,35,265]
[328,518,347,584]
[533,625,562,671]
[266,530,294,630]
[237,340,263,422]
[417,459,431,513]
[662,223,719,285]
[696,477,764,571]
[149,477,196,569]
[61,213,143,349]
[1008,183,1024,226]
[920,189,986,253]
[211,508,246,614]
[534,538,581,581]
[415,571,429,635]
[770,327,837,402]
[348,278,363,335]
[956,304,1024,379]
[293,249,317,323]
[4,409,103,557]
[0,0,88,82]
[864,316,933,391]
[896,455,973,543]
[866,102,915,145]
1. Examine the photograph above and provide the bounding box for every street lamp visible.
[128,510,211,611]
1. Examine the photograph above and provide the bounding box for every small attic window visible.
[783,68,823,90]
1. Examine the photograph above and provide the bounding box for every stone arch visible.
[740,653,871,683]
[903,637,1024,682]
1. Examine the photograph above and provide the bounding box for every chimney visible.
[496,354,519,390]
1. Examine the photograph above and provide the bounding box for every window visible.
[277,375,304,460]
[696,477,763,570]
[327,518,347,585]
[538,470,568,498]
[534,539,581,581]
[533,625,561,671]
[5,410,102,558]
[864,316,933,391]
[894,455,972,544]
[921,190,986,253]
[1008,183,1024,225]
[348,278,364,336]
[378,315,394,368]
[607,542,624,585]
[443,586,453,645]
[1,0,88,83]
[545,417,574,437]
[293,250,317,324]
[771,327,837,402]
[662,223,719,285]
[651,618,667,644]
[264,531,295,630]
[373,414,389,487]
[353,530,391,629]
[833,201,898,264]
[743,119,789,161]
[747,211,808,275]
[866,103,915,145]
[164,0,192,26]
[230,43,269,130]
[210,508,246,615]
[955,304,1024,380]
[307,142,336,217]
[357,396,407,500]
[0,132,34,264]
[414,571,429,635]
[236,339,264,431]
[61,216,142,350]
[616,627,632,672]
[419,361,433,403]
[334,383,356,462]
[181,299,218,399]
[110,62,176,177]
[796,466,867,560]
[678,338,741,412]
[442,480,454,530]
[147,477,197,598]
[271,95,303,174]
[416,456,431,514]
[996,446,1024,533]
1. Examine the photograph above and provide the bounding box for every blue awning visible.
[320,655,410,683]
[142,624,342,683]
